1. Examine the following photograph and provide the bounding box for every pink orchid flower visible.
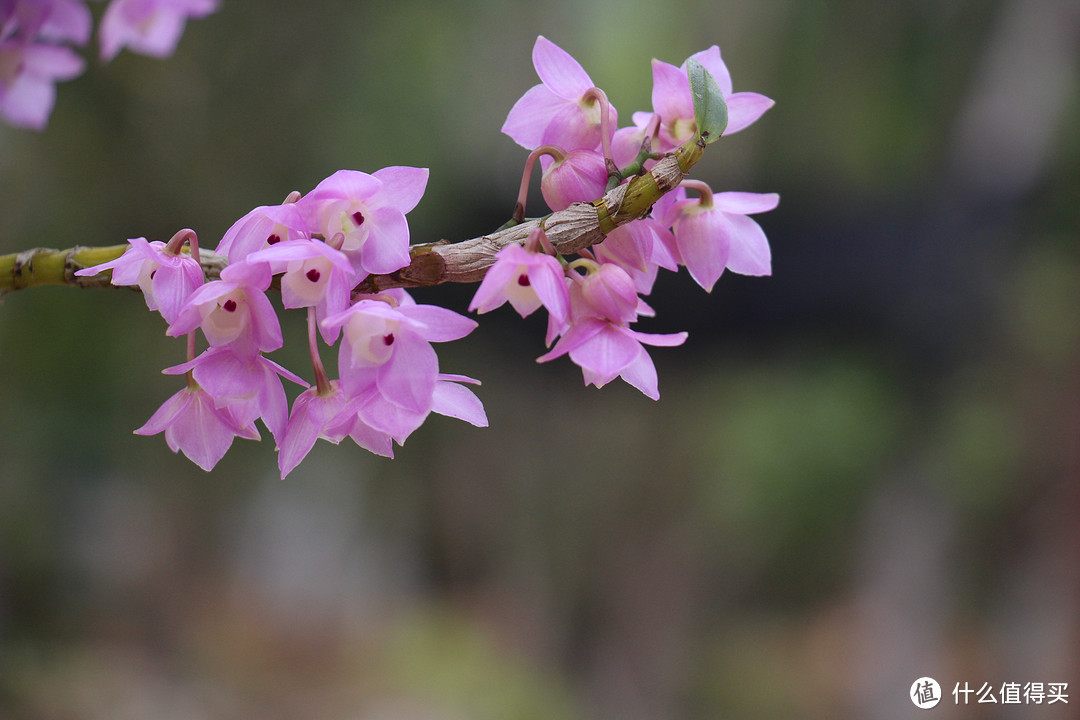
[538,261,686,399]
[470,243,569,318]
[322,292,477,435]
[135,381,259,472]
[656,186,780,292]
[167,259,281,357]
[246,237,356,343]
[75,237,204,323]
[538,318,687,400]
[592,218,679,295]
[296,166,429,278]
[215,201,310,265]
[163,346,306,447]
[99,0,218,62]
[0,37,84,129]
[646,45,775,152]
[276,380,389,478]
[501,35,617,152]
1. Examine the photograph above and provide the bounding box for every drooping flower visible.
[469,242,569,328]
[501,35,616,152]
[592,218,679,295]
[655,186,779,292]
[134,380,259,472]
[328,371,487,453]
[99,0,218,62]
[74,236,204,323]
[167,259,281,357]
[322,291,478,439]
[163,346,306,447]
[538,318,687,400]
[537,261,686,399]
[276,380,387,478]
[296,166,429,278]
[0,37,84,129]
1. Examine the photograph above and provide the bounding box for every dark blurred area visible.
[1,1,1078,718]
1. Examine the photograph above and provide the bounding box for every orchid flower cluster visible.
[75,36,778,477]
[0,0,217,130]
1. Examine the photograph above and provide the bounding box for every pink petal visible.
[256,368,290,445]
[536,318,605,363]
[723,213,772,276]
[432,381,488,427]
[246,289,284,352]
[0,68,56,130]
[134,387,194,436]
[356,392,427,442]
[567,323,641,386]
[532,36,593,99]
[219,258,272,289]
[675,210,732,292]
[372,166,429,214]
[714,191,780,215]
[724,92,775,135]
[21,42,86,80]
[167,396,243,471]
[650,59,692,124]
[397,304,478,342]
[684,46,733,96]
[501,84,566,150]
[376,332,438,414]
[306,169,381,204]
[617,344,660,400]
[190,348,263,399]
[151,257,203,323]
[358,206,411,275]
[347,417,395,457]
[277,394,324,478]
[527,260,570,325]
[469,259,518,313]
[539,99,604,153]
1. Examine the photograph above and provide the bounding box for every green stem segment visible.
[0,245,227,296]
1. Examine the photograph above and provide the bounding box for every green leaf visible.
[688,58,727,145]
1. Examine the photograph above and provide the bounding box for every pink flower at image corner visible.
[99,0,219,62]
[4,0,93,47]
[0,39,84,129]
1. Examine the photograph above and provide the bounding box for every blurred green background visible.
[1,1,1077,718]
